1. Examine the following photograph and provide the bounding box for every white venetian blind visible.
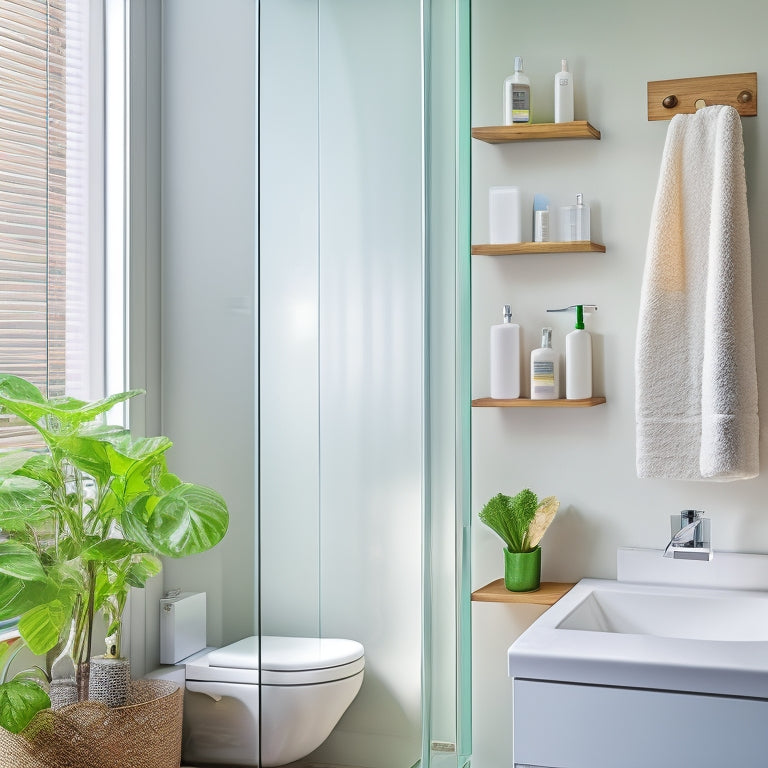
[0,0,93,447]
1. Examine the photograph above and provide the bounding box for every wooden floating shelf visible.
[472,241,606,256]
[472,121,601,143]
[472,579,576,605]
[472,397,606,408]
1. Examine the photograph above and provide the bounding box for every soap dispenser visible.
[547,304,597,399]
[530,327,558,400]
[490,304,521,399]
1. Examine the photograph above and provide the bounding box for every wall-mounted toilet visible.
[148,595,364,766]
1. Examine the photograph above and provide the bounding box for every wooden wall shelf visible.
[472,121,601,143]
[472,579,576,605]
[472,241,605,256]
[472,397,606,408]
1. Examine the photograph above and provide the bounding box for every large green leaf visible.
[0,575,76,623]
[44,389,143,426]
[0,679,50,733]
[0,475,54,531]
[0,452,36,478]
[93,568,113,613]
[81,539,145,562]
[51,433,113,487]
[0,376,45,404]
[0,574,24,620]
[117,494,155,550]
[121,457,177,509]
[0,375,143,435]
[103,434,173,478]
[124,553,162,588]
[0,541,46,582]
[136,483,229,558]
[12,453,59,488]
[0,376,46,434]
[18,600,69,655]
[99,437,173,520]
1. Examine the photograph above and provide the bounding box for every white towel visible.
[636,105,758,481]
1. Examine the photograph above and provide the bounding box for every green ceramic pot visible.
[503,546,541,592]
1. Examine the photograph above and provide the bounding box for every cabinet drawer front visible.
[514,679,768,768]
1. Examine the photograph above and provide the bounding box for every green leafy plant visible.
[479,489,559,553]
[0,374,230,733]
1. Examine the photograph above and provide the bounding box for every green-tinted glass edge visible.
[455,0,472,762]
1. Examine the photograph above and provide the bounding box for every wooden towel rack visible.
[647,72,757,120]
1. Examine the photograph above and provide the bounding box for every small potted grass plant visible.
[479,489,559,592]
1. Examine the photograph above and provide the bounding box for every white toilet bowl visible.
[176,635,364,767]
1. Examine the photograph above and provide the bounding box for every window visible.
[0,0,124,446]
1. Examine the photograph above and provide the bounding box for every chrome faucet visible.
[663,510,713,561]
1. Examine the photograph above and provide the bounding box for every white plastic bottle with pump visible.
[565,304,593,399]
[490,305,520,399]
[530,327,558,400]
[554,58,574,123]
[503,57,531,125]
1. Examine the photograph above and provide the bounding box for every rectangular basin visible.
[508,578,768,698]
[558,587,768,641]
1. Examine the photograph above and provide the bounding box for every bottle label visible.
[532,360,555,396]
[511,88,530,122]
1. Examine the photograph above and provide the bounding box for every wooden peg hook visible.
[648,72,758,120]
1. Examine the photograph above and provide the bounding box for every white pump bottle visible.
[490,305,520,399]
[546,304,597,400]
[554,58,574,123]
[565,304,592,399]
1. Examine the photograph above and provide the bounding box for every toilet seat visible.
[185,635,365,686]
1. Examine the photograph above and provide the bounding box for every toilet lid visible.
[207,636,364,672]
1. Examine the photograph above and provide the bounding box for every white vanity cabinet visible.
[513,678,768,768]
[507,556,768,766]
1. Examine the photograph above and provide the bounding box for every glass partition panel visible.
[259,1,426,766]
[423,1,473,766]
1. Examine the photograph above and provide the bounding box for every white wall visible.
[470,1,768,765]
[160,0,257,650]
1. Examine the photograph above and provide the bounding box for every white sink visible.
[508,555,768,698]
[558,587,768,642]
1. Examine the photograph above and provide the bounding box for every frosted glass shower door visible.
[259,1,425,767]
[315,1,424,765]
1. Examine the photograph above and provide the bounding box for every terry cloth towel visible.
[635,105,758,481]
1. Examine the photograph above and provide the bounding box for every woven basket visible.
[0,680,182,768]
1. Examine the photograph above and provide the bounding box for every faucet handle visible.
[670,518,704,546]
[664,510,712,560]
[671,510,705,538]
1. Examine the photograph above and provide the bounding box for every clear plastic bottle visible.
[554,58,574,123]
[530,327,558,400]
[490,304,521,399]
[503,56,531,125]
[559,193,590,241]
